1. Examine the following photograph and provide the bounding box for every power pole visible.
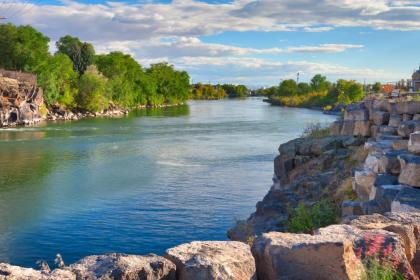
[296,72,300,84]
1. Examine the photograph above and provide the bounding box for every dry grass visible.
[301,122,331,138]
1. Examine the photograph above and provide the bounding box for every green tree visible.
[278,79,298,96]
[310,74,330,92]
[0,24,49,71]
[372,82,381,93]
[192,83,226,100]
[221,84,248,98]
[37,53,78,107]
[335,79,364,105]
[96,52,145,107]
[56,35,95,75]
[77,65,108,112]
[297,82,311,95]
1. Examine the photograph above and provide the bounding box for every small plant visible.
[363,258,404,280]
[233,219,255,246]
[301,122,331,138]
[288,199,337,233]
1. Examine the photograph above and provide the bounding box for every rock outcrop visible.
[165,241,255,280]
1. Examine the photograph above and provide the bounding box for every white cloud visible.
[287,44,364,53]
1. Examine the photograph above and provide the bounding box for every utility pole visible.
[296,72,300,84]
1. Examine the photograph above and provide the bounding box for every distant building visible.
[382,84,394,94]
[412,66,420,92]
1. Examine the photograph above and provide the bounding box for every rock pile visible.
[336,100,420,217]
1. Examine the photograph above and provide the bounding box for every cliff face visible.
[0,76,45,127]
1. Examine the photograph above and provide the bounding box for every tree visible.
[297,82,311,95]
[56,35,95,75]
[77,65,108,112]
[96,52,145,107]
[192,83,226,100]
[310,74,331,92]
[335,79,364,105]
[0,24,49,72]
[372,82,381,93]
[37,53,78,107]
[278,79,298,96]
[221,84,248,98]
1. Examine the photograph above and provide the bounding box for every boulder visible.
[251,228,365,280]
[395,101,420,115]
[408,131,420,155]
[378,150,406,175]
[370,110,390,125]
[370,125,380,139]
[165,241,255,280]
[414,114,420,121]
[68,253,176,280]
[341,121,370,136]
[404,114,414,121]
[342,201,364,217]
[0,264,75,280]
[392,187,420,212]
[364,139,392,154]
[392,139,409,150]
[379,125,398,135]
[344,108,369,121]
[398,154,420,187]
[364,152,382,173]
[398,120,420,139]
[368,184,404,213]
[330,120,343,135]
[353,169,376,201]
[389,114,402,127]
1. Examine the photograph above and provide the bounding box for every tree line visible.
[255,74,366,108]
[0,24,190,112]
[191,83,249,99]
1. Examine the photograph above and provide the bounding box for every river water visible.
[0,98,336,267]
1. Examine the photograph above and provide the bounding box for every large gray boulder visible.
[344,108,369,121]
[68,253,176,280]
[395,101,420,115]
[398,154,420,187]
[251,228,364,280]
[0,263,75,280]
[392,187,420,212]
[353,169,376,201]
[370,110,390,125]
[389,114,402,127]
[398,120,420,139]
[408,131,420,155]
[165,241,256,280]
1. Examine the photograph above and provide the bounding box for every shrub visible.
[77,65,109,112]
[288,200,338,233]
[363,258,404,280]
[301,122,331,138]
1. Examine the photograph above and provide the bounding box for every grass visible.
[301,122,331,138]
[363,258,404,280]
[334,177,358,202]
[288,199,338,234]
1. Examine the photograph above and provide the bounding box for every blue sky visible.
[2,0,420,86]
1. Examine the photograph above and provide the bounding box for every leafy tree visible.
[192,83,226,100]
[372,82,381,93]
[335,79,364,105]
[0,24,49,71]
[221,84,248,98]
[297,82,311,95]
[278,79,298,96]
[37,53,78,107]
[77,65,108,112]
[96,52,145,107]
[56,35,95,75]
[310,74,330,92]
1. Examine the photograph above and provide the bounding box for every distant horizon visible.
[1,0,419,86]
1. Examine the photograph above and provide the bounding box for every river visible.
[0,98,336,267]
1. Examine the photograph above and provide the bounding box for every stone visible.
[379,125,398,135]
[368,184,404,213]
[330,120,343,135]
[68,253,176,280]
[373,174,399,188]
[353,121,371,137]
[341,120,355,135]
[364,152,382,173]
[404,114,414,121]
[392,139,409,150]
[251,228,365,280]
[414,114,420,121]
[364,139,392,154]
[408,131,420,155]
[392,187,420,212]
[370,125,379,139]
[395,101,420,114]
[0,264,75,280]
[342,201,364,217]
[344,108,369,121]
[398,120,420,138]
[376,134,403,141]
[370,110,390,125]
[389,114,402,127]
[378,150,405,175]
[353,169,376,201]
[398,154,420,187]
[165,241,255,280]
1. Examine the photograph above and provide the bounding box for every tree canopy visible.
[56,35,95,75]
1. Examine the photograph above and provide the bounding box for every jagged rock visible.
[370,110,390,125]
[370,125,379,139]
[330,120,343,135]
[353,169,376,201]
[393,139,409,150]
[409,131,420,155]
[398,154,420,187]
[414,114,420,121]
[364,152,382,173]
[392,187,420,212]
[68,253,176,280]
[364,139,392,154]
[379,125,398,135]
[398,120,420,138]
[404,114,414,121]
[378,150,406,175]
[341,121,370,136]
[342,201,364,217]
[0,263,75,280]
[344,108,369,121]
[165,241,255,280]
[251,227,365,280]
[389,114,402,127]
[368,184,405,213]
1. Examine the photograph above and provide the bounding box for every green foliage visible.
[372,82,382,93]
[335,79,364,105]
[0,24,50,72]
[77,66,109,112]
[192,83,226,100]
[363,258,404,280]
[221,84,248,98]
[310,74,331,92]
[37,53,78,107]
[288,200,337,233]
[56,35,95,75]
[278,79,298,96]
[301,122,331,138]
[146,62,190,105]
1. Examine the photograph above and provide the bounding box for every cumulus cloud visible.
[287,44,364,53]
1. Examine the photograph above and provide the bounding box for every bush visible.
[77,66,109,112]
[363,258,404,280]
[301,122,331,138]
[288,200,337,233]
